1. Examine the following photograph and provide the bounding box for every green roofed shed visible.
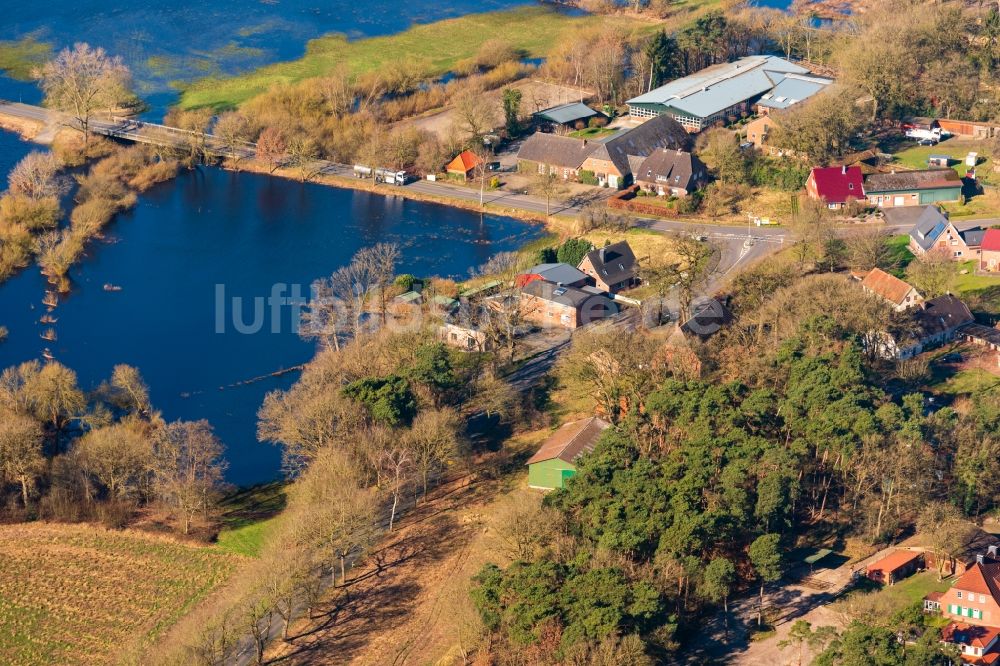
[527,416,610,490]
[534,102,599,127]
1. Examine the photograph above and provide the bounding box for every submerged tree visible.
[36,43,132,147]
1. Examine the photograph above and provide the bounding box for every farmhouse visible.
[519,279,617,330]
[860,268,922,311]
[526,416,610,490]
[626,55,813,131]
[634,148,708,197]
[883,294,975,359]
[577,241,639,293]
[578,114,690,188]
[931,559,1000,663]
[865,169,964,207]
[908,205,985,260]
[866,549,923,586]
[981,229,1000,272]
[516,133,595,180]
[805,165,865,209]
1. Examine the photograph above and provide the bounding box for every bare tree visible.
[36,43,132,147]
[213,111,251,166]
[0,411,45,508]
[255,126,286,174]
[404,407,463,497]
[8,152,68,200]
[470,251,526,364]
[286,135,322,182]
[153,420,227,534]
[317,65,356,116]
[453,89,495,143]
[529,170,568,220]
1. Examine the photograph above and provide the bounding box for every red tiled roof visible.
[926,591,944,602]
[861,267,918,306]
[943,622,1000,649]
[867,549,922,575]
[983,229,1000,252]
[809,165,865,204]
[526,417,610,465]
[955,562,1000,601]
[446,150,482,174]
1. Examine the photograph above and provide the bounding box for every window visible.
[958,591,963,599]
[980,595,987,603]
[848,183,854,190]
[973,608,982,620]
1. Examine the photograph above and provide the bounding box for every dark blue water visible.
[0,131,542,483]
[0,0,537,117]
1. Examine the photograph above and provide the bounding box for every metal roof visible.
[534,101,598,125]
[756,73,833,110]
[528,263,589,286]
[626,55,808,119]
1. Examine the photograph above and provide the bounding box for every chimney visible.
[841,164,847,175]
[599,248,607,263]
[988,545,998,558]
[977,554,985,565]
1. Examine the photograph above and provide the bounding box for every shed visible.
[928,154,951,167]
[446,150,483,180]
[534,101,599,128]
[527,417,610,489]
[866,549,924,585]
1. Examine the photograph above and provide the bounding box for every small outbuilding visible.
[446,150,483,180]
[866,549,924,586]
[526,416,610,490]
[928,154,951,168]
[534,101,600,130]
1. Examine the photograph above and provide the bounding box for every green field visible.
[179,7,661,110]
[0,38,51,81]
[568,127,619,139]
[214,481,287,557]
[0,523,240,665]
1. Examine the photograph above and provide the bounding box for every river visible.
[0,130,543,484]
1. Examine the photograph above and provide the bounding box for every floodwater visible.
[0,134,542,484]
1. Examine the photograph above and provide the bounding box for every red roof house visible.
[866,549,923,585]
[805,165,865,208]
[982,228,1000,272]
[446,150,483,180]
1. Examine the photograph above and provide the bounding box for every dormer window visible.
[619,263,625,270]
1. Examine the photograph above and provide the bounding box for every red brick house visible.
[519,279,617,329]
[982,229,1000,272]
[805,165,864,209]
[933,561,1000,663]
[866,549,923,585]
[577,241,639,293]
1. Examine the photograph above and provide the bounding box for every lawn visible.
[934,368,1000,396]
[583,227,680,269]
[891,137,990,181]
[885,234,916,275]
[0,523,241,665]
[567,127,618,140]
[179,7,662,110]
[842,571,952,618]
[213,481,287,557]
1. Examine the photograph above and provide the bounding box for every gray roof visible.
[911,295,974,339]
[582,241,637,285]
[626,55,809,119]
[962,228,986,247]
[756,73,833,110]
[587,114,691,175]
[516,133,594,169]
[522,279,617,311]
[909,206,950,252]
[963,323,1000,346]
[635,149,707,191]
[534,101,598,125]
[527,263,589,286]
[864,169,963,193]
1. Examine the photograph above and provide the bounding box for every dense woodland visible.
[469,267,999,662]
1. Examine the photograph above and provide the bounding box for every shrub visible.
[0,194,61,231]
[588,116,608,128]
[394,274,417,291]
[579,170,598,186]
